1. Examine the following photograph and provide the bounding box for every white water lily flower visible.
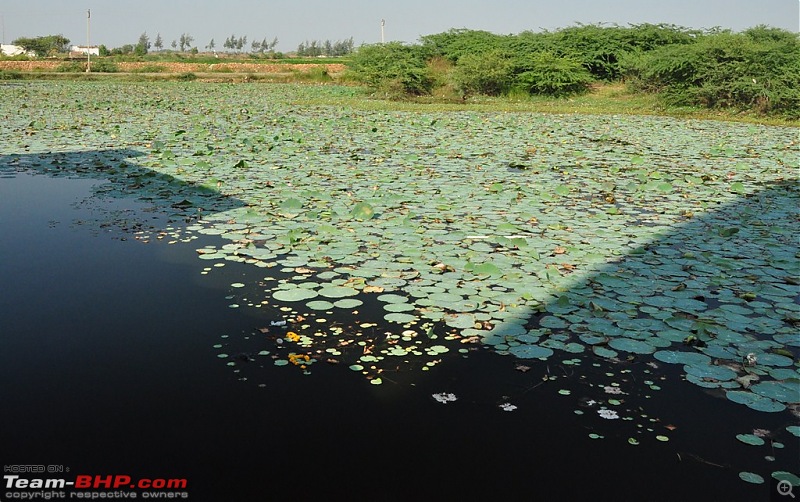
[598,409,619,420]
[432,392,457,404]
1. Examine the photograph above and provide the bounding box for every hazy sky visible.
[2,0,798,51]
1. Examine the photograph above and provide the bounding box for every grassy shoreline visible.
[1,69,797,127]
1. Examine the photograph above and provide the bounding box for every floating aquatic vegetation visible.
[2,82,797,485]
[738,472,765,484]
[736,433,767,446]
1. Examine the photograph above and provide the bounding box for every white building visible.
[0,44,35,57]
[70,45,100,56]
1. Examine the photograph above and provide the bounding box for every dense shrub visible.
[0,70,23,80]
[56,60,119,73]
[451,50,516,97]
[348,43,433,96]
[552,24,697,80]
[420,29,507,63]
[513,51,594,97]
[623,28,800,117]
[348,24,797,115]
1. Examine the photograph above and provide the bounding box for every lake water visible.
[1,169,797,501]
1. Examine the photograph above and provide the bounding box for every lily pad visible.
[272,288,319,302]
[318,286,359,298]
[736,433,766,446]
[509,344,554,359]
[738,472,764,484]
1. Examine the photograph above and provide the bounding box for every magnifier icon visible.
[778,480,796,499]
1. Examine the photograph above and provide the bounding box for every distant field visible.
[0,60,346,74]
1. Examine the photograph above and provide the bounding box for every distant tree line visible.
[8,32,355,59]
[10,35,70,56]
[348,24,800,117]
[296,38,354,57]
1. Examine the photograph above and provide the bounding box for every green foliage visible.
[57,60,119,73]
[623,28,800,117]
[420,29,507,62]
[135,32,151,56]
[451,50,515,97]
[56,62,85,73]
[513,52,594,97]
[348,43,433,96]
[0,70,23,80]
[297,38,354,57]
[89,59,120,73]
[12,34,70,56]
[130,64,165,73]
[551,23,697,80]
[291,66,332,83]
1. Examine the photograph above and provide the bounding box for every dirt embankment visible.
[0,60,346,74]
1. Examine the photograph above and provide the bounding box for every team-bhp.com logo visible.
[4,474,188,499]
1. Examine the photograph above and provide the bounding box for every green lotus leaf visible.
[736,433,765,446]
[333,298,363,309]
[351,201,375,220]
[384,313,418,324]
[509,344,553,359]
[318,286,359,298]
[272,288,319,302]
[738,472,764,484]
[684,363,738,381]
[608,338,655,354]
[306,300,335,311]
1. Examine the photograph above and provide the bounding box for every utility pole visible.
[86,9,91,72]
[380,19,385,44]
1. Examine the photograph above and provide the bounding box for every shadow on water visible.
[1,148,798,501]
[0,148,248,233]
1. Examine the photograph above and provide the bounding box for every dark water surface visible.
[1,171,797,502]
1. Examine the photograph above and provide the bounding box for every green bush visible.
[89,59,119,73]
[130,64,166,73]
[451,50,515,97]
[513,52,594,97]
[56,61,84,72]
[56,59,119,73]
[347,42,433,96]
[622,29,800,117]
[552,24,697,81]
[0,70,23,80]
[420,29,507,63]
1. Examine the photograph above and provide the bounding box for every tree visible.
[235,36,246,52]
[135,32,150,56]
[98,44,110,56]
[154,33,163,51]
[251,39,261,53]
[12,34,70,56]
[171,40,177,50]
[207,38,216,51]
[179,33,194,52]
